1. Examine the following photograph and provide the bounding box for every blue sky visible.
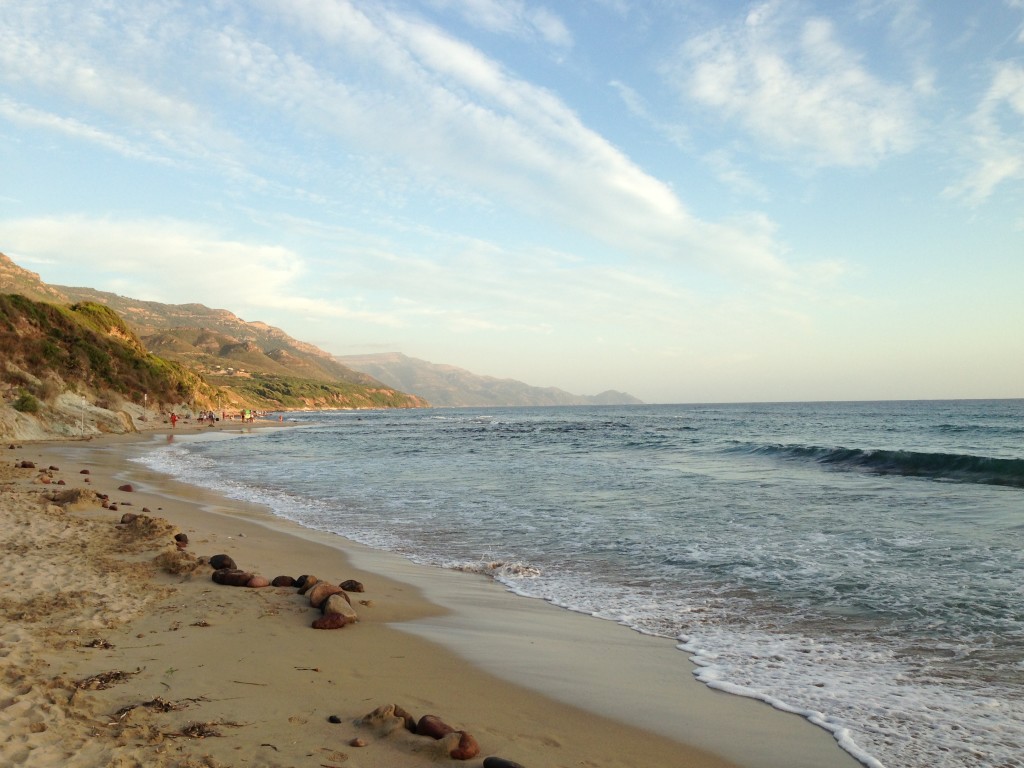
[1,0,1022,404]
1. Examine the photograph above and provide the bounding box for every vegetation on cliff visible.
[207,373,427,411]
[0,294,214,411]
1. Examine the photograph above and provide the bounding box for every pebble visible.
[328,715,342,724]
[349,738,367,748]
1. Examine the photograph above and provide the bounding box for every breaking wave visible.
[733,444,1024,487]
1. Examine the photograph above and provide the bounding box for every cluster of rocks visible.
[356,704,526,765]
[14,459,68,485]
[206,553,365,629]
[360,704,511,763]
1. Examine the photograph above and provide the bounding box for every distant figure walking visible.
[170,412,178,428]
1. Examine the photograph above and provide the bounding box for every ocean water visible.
[135,400,1024,768]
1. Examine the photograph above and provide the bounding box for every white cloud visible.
[242,1,793,277]
[0,215,386,322]
[0,97,171,164]
[425,0,572,47]
[0,2,251,176]
[2,0,807,297]
[670,1,918,167]
[946,63,1024,203]
[610,79,691,150]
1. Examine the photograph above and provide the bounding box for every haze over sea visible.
[137,400,1024,768]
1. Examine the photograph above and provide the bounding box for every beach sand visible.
[0,423,862,768]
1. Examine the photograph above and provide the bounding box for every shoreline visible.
[2,426,861,767]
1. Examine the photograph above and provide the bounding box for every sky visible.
[1,0,1022,404]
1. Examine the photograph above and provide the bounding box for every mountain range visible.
[338,352,642,407]
[1,251,640,407]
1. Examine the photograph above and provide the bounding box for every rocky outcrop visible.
[0,392,147,442]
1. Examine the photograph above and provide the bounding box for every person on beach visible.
[170,412,178,428]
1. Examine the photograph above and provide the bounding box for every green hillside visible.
[0,294,214,410]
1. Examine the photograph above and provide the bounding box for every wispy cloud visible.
[0,97,172,164]
[243,1,794,277]
[946,62,1024,203]
[609,79,691,150]
[0,0,802,281]
[667,1,919,167]
[426,0,572,48]
[0,214,617,354]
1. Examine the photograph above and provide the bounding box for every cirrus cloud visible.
[668,1,919,168]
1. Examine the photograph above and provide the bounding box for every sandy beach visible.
[1,422,861,768]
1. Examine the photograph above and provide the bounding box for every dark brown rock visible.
[209,554,236,570]
[328,715,342,724]
[118,483,134,492]
[271,575,296,587]
[119,512,138,524]
[311,614,349,630]
[340,579,365,593]
[393,704,417,732]
[19,460,35,469]
[48,466,59,471]
[484,757,526,768]
[79,469,90,474]
[449,731,480,760]
[417,715,454,740]
[297,575,320,595]
[212,568,253,586]
[294,574,310,589]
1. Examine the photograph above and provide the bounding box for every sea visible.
[134,400,1024,768]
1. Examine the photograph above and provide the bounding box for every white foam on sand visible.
[342,545,863,768]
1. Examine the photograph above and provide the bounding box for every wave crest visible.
[735,444,1024,487]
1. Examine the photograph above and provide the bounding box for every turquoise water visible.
[138,400,1024,768]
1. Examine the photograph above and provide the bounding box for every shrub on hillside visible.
[13,391,40,413]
